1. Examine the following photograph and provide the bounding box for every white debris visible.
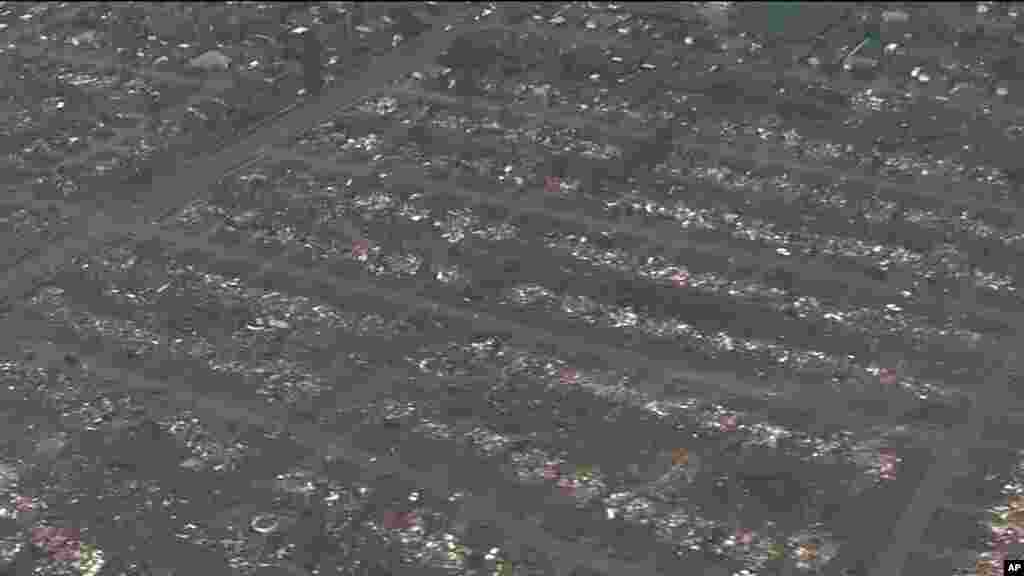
[69,29,97,46]
[267,318,291,330]
[250,514,280,534]
[882,9,909,23]
[180,456,204,470]
[188,50,232,71]
[34,434,67,460]
[0,463,16,492]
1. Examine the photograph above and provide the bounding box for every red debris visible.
[351,239,371,262]
[878,367,898,386]
[544,176,561,194]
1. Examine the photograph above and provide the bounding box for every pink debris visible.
[878,367,898,386]
[670,270,690,288]
[718,414,739,432]
[51,540,82,563]
[31,525,82,562]
[556,476,577,496]
[878,449,900,479]
[735,527,756,546]
[46,527,72,548]
[542,463,560,481]
[878,449,899,463]
[13,494,35,513]
[31,526,58,547]
[544,176,561,194]
[992,546,1009,567]
[351,239,371,262]
[381,510,418,531]
[993,529,1023,547]
[558,367,579,386]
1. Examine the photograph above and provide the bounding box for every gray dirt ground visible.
[0,3,1022,576]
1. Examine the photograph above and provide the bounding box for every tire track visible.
[367,88,1024,327]
[497,11,1024,139]
[18,5,381,175]
[0,11,480,312]
[0,12,675,574]
[267,146,1020,347]
[8,324,668,576]
[23,203,975,447]
[183,157,982,418]
[14,42,205,88]
[870,277,1020,575]
[0,309,456,576]
[482,20,1024,224]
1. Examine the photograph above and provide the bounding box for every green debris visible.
[843,32,876,63]
[765,3,806,35]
